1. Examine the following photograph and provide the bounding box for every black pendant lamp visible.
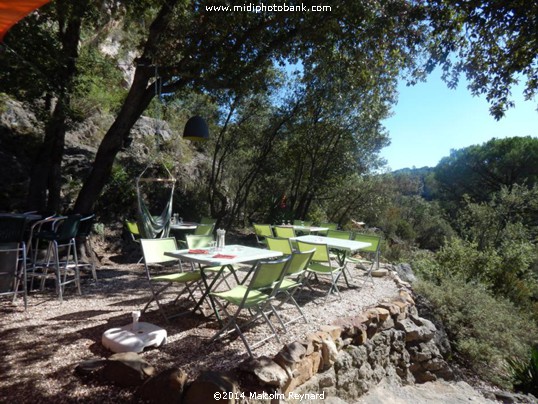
[183,116,209,141]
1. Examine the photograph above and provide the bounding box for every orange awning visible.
[0,0,52,41]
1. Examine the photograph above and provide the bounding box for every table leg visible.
[193,264,236,325]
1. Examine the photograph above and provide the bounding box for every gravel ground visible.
[0,255,400,403]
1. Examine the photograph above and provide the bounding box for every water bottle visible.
[216,229,226,251]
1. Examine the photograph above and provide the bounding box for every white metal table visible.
[291,235,371,286]
[169,221,198,231]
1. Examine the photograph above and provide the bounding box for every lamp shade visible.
[183,115,209,141]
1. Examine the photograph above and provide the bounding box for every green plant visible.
[507,346,538,396]
[415,276,538,388]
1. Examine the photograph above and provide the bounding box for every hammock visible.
[136,163,175,239]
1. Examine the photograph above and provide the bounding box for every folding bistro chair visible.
[194,223,214,236]
[273,226,296,238]
[253,223,273,247]
[200,217,217,225]
[297,240,344,302]
[0,215,29,309]
[140,237,203,322]
[319,222,337,236]
[346,234,381,286]
[209,256,291,357]
[185,234,238,288]
[326,229,352,240]
[265,236,294,256]
[274,249,315,327]
[125,220,143,263]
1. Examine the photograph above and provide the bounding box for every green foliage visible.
[424,1,538,118]
[72,45,127,117]
[433,137,538,208]
[415,276,538,388]
[507,346,538,396]
[95,163,137,221]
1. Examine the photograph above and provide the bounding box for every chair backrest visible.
[253,224,273,238]
[274,226,296,238]
[286,249,315,277]
[194,223,214,236]
[320,222,338,231]
[200,217,217,225]
[56,214,81,240]
[186,234,214,249]
[297,240,330,262]
[327,229,351,240]
[293,219,312,227]
[248,257,290,291]
[140,237,178,265]
[126,221,140,237]
[352,233,381,253]
[265,236,293,255]
[0,215,28,243]
[77,214,95,238]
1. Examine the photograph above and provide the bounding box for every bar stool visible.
[32,214,82,302]
[0,214,29,309]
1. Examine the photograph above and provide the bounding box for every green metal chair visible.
[297,240,344,302]
[185,234,237,288]
[200,217,217,225]
[273,226,296,238]
[265,236,294,256]
[194,223,215,236]
[326,229,351,240]
[125,220,143,263]
[274,249,315,327]
[318,222,337,236]
[209,256,291,357]
[292,220,312,235]
[140,237,203,322]
[253,223,273,247]
[293,220,312,227]
[346,233,381,286]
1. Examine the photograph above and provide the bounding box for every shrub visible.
[507,346,538,396]
[415,276,538,388]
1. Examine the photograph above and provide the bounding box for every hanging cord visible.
[134,64,176,238]
[154,65,165,141]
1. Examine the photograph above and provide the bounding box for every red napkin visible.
[212,254,236,259]
[188,249,209,254]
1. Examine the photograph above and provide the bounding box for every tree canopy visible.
[1,0,537,217]
[433,136,538,205]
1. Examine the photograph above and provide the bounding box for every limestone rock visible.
[371,268,389,277]
[394,263,417,283]
[396,317,435,342]
[244,356,289,387]
[183,371,238,403]
[136,368,188,404]
[74,358,106,379]
[102,352,155,387]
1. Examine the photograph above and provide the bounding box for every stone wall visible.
[239,274,453,403]
[94,271,455,403]
[77,269,538,403]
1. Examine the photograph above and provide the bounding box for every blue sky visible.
[381,70,538,171]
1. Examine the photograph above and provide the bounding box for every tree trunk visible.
[26,104,67,212]
[25,1,85,213]
[73,69,154,214]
